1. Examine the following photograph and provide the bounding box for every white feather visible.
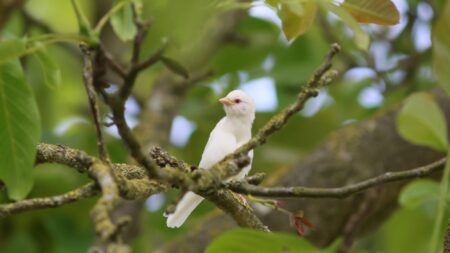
[166,90,255,228]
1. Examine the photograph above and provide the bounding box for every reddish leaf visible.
[299,216,314,229]
[289,213,314,237]
[341,0,400,25]
[293,216,305,236]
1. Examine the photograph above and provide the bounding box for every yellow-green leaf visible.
[320,1,370,50]
[0,60,41,200]
[280,0,318,41]
[341,0,400,25]
[432,1,450,97]
[396,92,448,152]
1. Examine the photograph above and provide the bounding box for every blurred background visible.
[0,0,443,252]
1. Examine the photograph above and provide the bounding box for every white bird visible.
[166,89,256,228]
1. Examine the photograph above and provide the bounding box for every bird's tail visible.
[166,192,204,228]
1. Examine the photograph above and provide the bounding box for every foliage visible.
[205,228,317,253]
[396,92,447,152]
[0,60,41,200]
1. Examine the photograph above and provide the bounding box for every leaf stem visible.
[94,0,130,34]
[430,150,450,253]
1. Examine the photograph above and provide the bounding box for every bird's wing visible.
[166,119,237,228]
[199,120,237,169]
[166,192,203,228]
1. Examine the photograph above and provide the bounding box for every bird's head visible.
[219,90,255,123]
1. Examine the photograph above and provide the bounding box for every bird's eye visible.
[234,99,241,104]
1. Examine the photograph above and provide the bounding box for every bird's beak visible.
[219,97,233,106]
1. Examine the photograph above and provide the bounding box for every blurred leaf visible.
[205,228,316,253]
[33,45,62,89]
[320,1,370,50]
[399,180,439,209]
[373,208,433,253]
[432,1,450,97]
[280,0,318,41]
[341,0,400,25]
[0,38,27,64]
[0,60,41,200]
[1,232,37,253]
[111,1,137,42]
[265,0,277,8]
[161,56,189,78]
[44,216,95,253]
[396,92,448,152]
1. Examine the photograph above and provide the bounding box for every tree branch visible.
[100,46,127,78]
[132,44,166,73]
[81,46,109,161]
[226,158,446,198]
[35,143,166,199]
[0,183,99,217]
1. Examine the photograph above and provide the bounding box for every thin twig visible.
[0,183,99,217]
[100,46,126,78]
[227,158,446,198]
[133,43,166,73]
[109,98,159,177]
[82,47,109,161]
[130,7,150,66]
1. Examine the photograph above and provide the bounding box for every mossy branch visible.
[226,158,446,198]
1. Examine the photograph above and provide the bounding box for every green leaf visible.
[396,92,448,152]
[319,1,370,50]
[0,60,41,200]
[265,0,278,8]
[0,38,27,64]
[341,0,400,25]
[161,56,190,79]
[205,228,316,253]
[432,1,450,97]
[280,0,318,41]
[399,180,440,209]
[110,1,137,42]
[33,45,62,89]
